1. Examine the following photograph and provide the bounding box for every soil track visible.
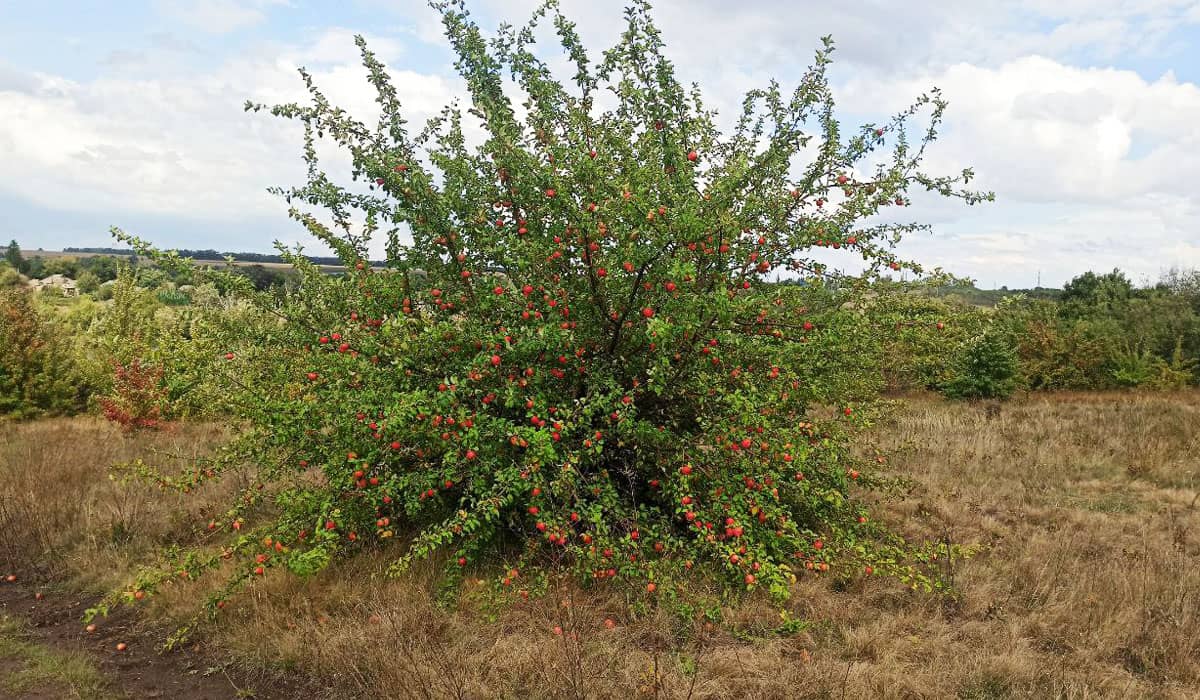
[0,580,321,699]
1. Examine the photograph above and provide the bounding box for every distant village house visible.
[27,274,79,297]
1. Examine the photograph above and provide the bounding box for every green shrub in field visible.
[0,263,21,288]
[941,326,1019,400]
[994,296,1114,390]
[1111,339,1196,389]
[865,279,989,392]
[0,288,90,419]
[99,0,991,622]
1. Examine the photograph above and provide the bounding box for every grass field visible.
[2,391,1197,698]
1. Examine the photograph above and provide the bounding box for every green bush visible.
[0,288,90,419]
[101,0,990,619]
[941,326,1019,400]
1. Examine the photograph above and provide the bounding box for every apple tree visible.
[107,0,991,616]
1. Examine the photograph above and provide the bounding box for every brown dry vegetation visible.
[2,391,1198,699]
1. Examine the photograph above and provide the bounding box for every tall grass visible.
[2,391,1198,698]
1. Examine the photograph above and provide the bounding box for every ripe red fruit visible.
[545,188,556,198]
[641,308,654,318]
[490,355,501,366]
[254,566,265,576]
[116,642,128,652]
[936,322,945,330]
[306,372,318,381]
[458,557,467,566]
[646,582,657,593]
[837,174,848,185]
[224,352,234,360]
[664,281,676,292]
[744,574,755,585]
[522,284,534,295]
[802,321,814,331]
[680,464,693,475]
[528,506,539,515]
[325,520,336,530]
[536,522,547,532]
[465,450,477,460]
[493,285,505,295]
[687,150,698,162]
[604,618,616,629]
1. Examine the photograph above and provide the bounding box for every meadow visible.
[3,390,1197,699]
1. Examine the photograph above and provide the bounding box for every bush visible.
[995,296,1113,390]
[104,1,990,619]
[0,288,89,418]
[96,358,168,431]
[941,326,1019,399]
[867,279,989,392]
[0,263,21,287]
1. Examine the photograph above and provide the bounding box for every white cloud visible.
[0,30,458,226]
[2,1,1199,285]
[154,0,289,35]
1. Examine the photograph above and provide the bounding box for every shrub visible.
[995,297,1113,390]
[97,358,168,431]
[867,278,989,392]
[941,326,1019,400]
[104,0,990,618]
[0,288,89,418]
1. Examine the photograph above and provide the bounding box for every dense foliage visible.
[90,0,1000,616]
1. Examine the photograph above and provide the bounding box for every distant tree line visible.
[63,246,381,267]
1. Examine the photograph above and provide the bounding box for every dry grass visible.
[2,391,1198,699]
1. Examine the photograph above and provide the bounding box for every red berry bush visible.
[106,0,990,615]
[98,358,167,432]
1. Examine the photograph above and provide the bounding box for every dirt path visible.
[0,580,321,699]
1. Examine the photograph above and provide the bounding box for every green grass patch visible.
[0,613,114,699]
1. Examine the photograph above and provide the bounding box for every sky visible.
[1,0,1199,288]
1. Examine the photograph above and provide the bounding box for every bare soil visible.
[0,580,324,699]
